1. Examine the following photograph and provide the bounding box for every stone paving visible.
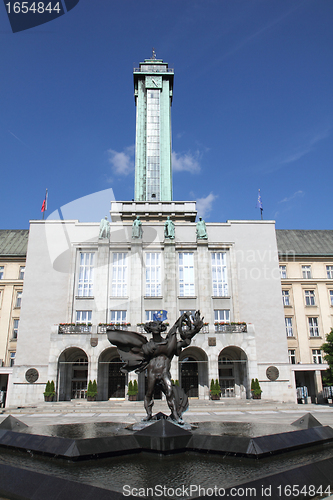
[1,398,333,427]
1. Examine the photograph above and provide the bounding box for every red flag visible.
[41,189,48,213]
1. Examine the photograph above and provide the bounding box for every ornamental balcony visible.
[58,324,92,334]
[97,324,130,334]
[214,323,247,333]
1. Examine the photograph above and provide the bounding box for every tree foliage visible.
[322,329,333,385]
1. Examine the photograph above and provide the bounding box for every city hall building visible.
[7,56,294,406]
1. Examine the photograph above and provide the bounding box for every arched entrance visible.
[179,347,208,399]
[218,346,248,398]
[180,357,198,397]
[98,348,126,400]
[58,348,88,401]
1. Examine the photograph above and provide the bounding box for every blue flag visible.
[256,189,263,210]
[153,310,168,322]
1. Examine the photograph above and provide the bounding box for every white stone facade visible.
[7,210,295,406]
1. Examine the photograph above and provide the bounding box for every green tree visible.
[322,329,333,385]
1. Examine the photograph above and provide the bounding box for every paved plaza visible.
[1,398,333,428]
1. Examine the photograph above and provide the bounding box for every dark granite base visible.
[0,414,333,460]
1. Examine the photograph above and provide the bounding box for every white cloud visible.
[196,192,217,219]
[278,190,304,204]
[108,145,134,176]
[172,150,201,173]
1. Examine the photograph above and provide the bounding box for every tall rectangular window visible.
[145,253,161,297]
[78,253,94,297]
[15,291,22,308]
[330,290,333,306]
[145,310,159,322]
[305,290,315,306]
[110,310,127,323]
[285,317,293,337]
[302,265,312,279]
[308,317,319,337]
[12,319,19,340]
[312,349,322,364]
[0,267,4,280]
[112,253,127,297]
[282,290,290,306]
[211,252,228,297]
[279,265,287,279]
[146,89,160,200]
[327,266,333,279]
[10,352,15,367]
[288,349,296,364]
[179,253,195,297]
[76,310,92,325]
[19,266,25,280]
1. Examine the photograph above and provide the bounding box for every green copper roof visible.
[276,229,333,256]
[0,230,29,256]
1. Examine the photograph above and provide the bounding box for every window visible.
[308,317,319,337]
[145,253,161,297]
[76,310,92,325]
[19,266,25,280]
[180,310,196,317]
[279,265,287,279]
[288,349,296,364]
[312,349,322,364]
[327,266,333,279]
[112,253,127,297]
[179,253,195,296]
[12,319,19,340]
[10,352,15,367]
[330,290,333,306]
[304,290,315,306]
[282,290,290,306]
[214,310,230,322]
[110,310,127,324]
[302,265,312,279]
[15,291,22,308]
[211,252,228,297]
[78,253,94,297]
[145,310,160,322]
[0,266,4,280]
[285,317,293,337]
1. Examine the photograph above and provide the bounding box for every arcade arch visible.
[98,348,126,400]
[218,346,248,398]
[58,347,88,401]
[179,347,208,399]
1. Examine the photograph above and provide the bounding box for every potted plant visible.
[127,380,138,401]
[87,379,98,401]
[44,380,55,402]
[251,378,262,399]
[210,379,221,400]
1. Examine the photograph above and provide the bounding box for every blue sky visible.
[1,0,332,230]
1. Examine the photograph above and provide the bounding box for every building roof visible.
[0,230,29,257]
[276,229,333,257]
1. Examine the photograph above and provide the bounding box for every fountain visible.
[0,314,332,499]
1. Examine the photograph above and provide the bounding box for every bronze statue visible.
[99,216,110,239]
[107,311,204,423]
[196,217,208,240]
[132,216,143,239]
[164,216,175,239]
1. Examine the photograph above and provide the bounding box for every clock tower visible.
[133,52,174,201]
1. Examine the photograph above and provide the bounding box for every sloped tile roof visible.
[276,229,333,256]
[0,230,29,256]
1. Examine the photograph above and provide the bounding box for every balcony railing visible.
[214,323,247,333]
[58,324,92,334]
[98,324,130,334]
